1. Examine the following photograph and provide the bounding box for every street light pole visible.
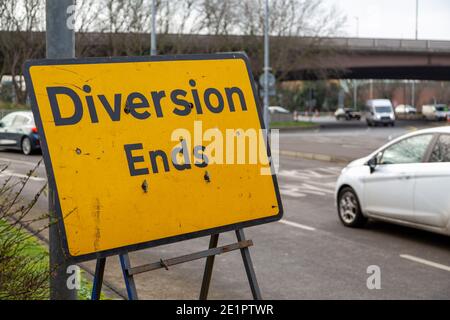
[46,0,77,300]
[415,0,419,40]
[412,0,419,108]
[263,0,270,135]
[151,0,157,56]
[370,79,373,99]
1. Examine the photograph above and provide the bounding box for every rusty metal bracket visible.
[159,258,169,270]
[127,239,253,276]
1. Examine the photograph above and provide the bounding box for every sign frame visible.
[23,53,283,263]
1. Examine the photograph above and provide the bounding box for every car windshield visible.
[375,106,392,113]
[435,105,446,111]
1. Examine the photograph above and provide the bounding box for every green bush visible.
[0,162,107,300]
[0,162,49,299]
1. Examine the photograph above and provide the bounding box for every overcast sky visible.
[326,0,450,40]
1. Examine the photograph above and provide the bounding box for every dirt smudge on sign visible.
[93,198,101,251]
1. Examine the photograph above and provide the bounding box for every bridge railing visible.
[327,37,450,52]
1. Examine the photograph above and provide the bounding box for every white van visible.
[365,99,396,127]
[422,104,448,121]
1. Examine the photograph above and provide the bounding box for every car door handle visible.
[399,175,411,180]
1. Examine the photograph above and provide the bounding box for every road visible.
[1,124,449,299]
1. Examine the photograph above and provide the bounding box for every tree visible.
[0,0,347,105]
[0,0,45,104]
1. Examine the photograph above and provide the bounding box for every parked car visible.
[334,108,361,121]
[422,104,448,121]
[365,99,396,127]
[0,111,40,155]
[268,106,290,114]
[335,126,450,236]
[395,104,417,115]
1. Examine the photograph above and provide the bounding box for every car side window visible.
[1,113,16,126]
[380,134,434,165]
[12,115,28,126]
[429,134,450,163]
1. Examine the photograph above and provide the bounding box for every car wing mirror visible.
[0,121,4,128]
[367,156,378,174]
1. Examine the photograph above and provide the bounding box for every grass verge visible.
[0,101,30,110]
[270,121,319,129]
[0,219,107,300]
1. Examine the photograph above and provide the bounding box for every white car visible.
[422,104,448,121]
[335,126,450,236]
[395,104,417,115]
[268,106,290,114]
[365,99,396,127]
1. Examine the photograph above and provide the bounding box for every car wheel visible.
[21,137,32,155]
[338,187,367,228]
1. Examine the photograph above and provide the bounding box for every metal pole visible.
[119,254,139,300]
[370,79,373,99]
[235,229,262,300]
[151,0,157,56]
[415,0,419,40]
[199,234,220,300]
[263,0,270,135]
[91,258,106,300]
[353,79,357,109]
[46,0,77,300]
[412,0,418,110]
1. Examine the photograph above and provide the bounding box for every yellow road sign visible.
[24,54,282,261]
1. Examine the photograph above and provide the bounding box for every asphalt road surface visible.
[1,124,449,299]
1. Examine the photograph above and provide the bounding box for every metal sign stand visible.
[91,228,262,300]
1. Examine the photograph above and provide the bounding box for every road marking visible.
[400,254,450,272]
[0,170,46,182]
[280,183,334,198]
[279,219,316,231]
[0,157,41,167]
[278,166,339,198]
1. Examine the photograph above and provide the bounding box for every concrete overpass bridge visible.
[295,37,450,81]
[2,31,450,81]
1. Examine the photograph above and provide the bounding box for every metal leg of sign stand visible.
[91,257,106,300]
[90,254,138,300]
[91,229,260,300]
[235,229,262,300]
[199,229,262,300]
[199,233,220,300]
[119,253,139,300]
